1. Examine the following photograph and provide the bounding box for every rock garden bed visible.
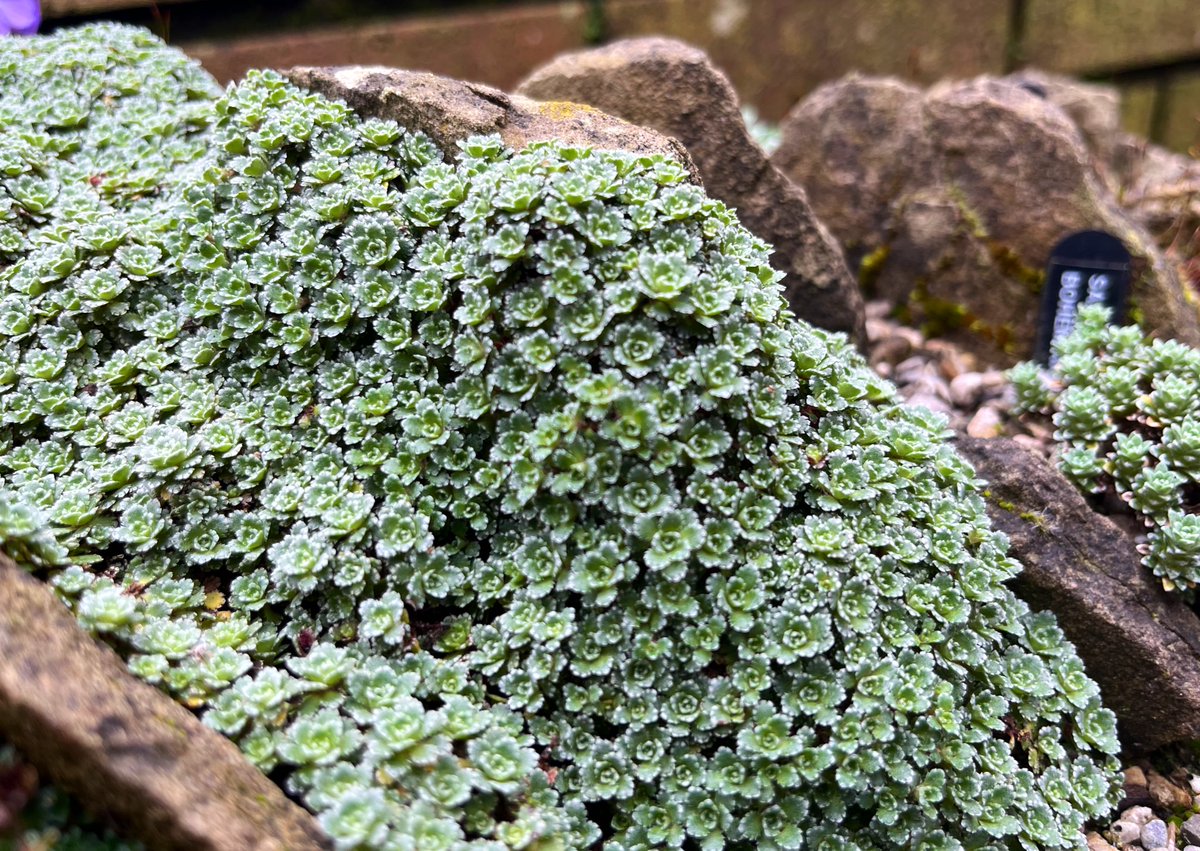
[2,21,1200,851]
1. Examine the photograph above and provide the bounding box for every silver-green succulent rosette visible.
[1012,305,1200,592]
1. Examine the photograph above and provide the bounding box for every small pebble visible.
[1086,833,1119,851]
[949,372,987,407]
[1010,433,1047,452]
[865,300,893,321]
[894,356,930,383]
[1141,819,1169,850]
[1124,766,1148,789]
[1183,813,1200,846]
[864,317,892,341]
[977,369,1008,394]
[903,392,953,416]
[1122,806,1155,827]
[904,372,951,400]
[1191,774,1200,795]
[1110,820,1140,845]
[894,326,925,349]
[1149,771,1192,810]
[966,406,1004,438]
[922,339,961,358]
[870,335,914,367]
[861,300,1030,439]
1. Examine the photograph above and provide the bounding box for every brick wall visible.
[41,0,1200,154]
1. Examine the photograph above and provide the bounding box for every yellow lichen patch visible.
[987,241,1045,295]
[535,100,602,121]
[904,280,1021,355]
[857,243,891,295]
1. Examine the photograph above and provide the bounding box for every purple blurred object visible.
[0,0,39,35]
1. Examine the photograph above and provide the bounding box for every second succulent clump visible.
[1011,305,1200,589]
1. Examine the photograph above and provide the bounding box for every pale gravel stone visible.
[966,406,1004,438]
[1110,820,1141,846]
[1122,806,1156,827]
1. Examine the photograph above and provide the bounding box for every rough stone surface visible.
[775,75,927,266]
[517,37,867,345]
[285,65,697,179]
[956,438,1200,751]
[1086,833,1119,851]
[775,74,1200,366]
[0,556,330,851]
[1185,814,1200,846]
[1004,69,1122,166]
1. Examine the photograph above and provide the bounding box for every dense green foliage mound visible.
[1,25,1120,851]
[1012,306,1200,591]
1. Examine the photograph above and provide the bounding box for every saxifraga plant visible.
[2,24,1120,851]
[1011,305,1200,592]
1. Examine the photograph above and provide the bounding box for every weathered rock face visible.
[1004,69,1122,168]
[775,74,1200,366]
[0,557,330,851]
[516,37,867,346]
[285,66,699,181]
[956,438,1200,752]
[995,71,1198,263]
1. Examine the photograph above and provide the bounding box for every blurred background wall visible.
[41,0,1200,153]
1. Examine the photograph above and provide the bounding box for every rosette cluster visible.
[2,25,1119,851]
[1013,306,1200,591]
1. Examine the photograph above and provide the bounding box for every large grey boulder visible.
[285,66,699,180]
[0,557,330,851]
[957,438,1200,752]
[775,75,1200,366]
[516,37,867,346]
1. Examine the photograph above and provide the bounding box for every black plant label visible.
[1034,230,1131,365]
